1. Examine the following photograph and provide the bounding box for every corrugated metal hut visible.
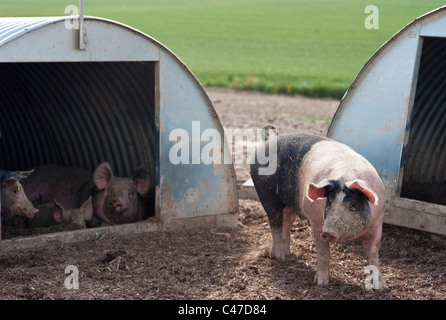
[0,15,238,248]
[328,6,446,235]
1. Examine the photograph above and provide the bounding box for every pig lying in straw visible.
[250,126,387,290]
[27,197,93,229]
[1,169,39,222]
[22,162,150,227]
[92,162,151,225]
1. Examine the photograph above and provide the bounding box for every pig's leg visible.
[312,225,330,286]
[270,223,291,262]
[269,205,291,262]
[280,205,297,257]
[255,187,291,262]
[361,227,387,291]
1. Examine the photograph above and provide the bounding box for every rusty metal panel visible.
[0,15,238,247]
[158,48,238,226]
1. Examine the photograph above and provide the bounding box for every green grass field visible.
[0,0,442,98]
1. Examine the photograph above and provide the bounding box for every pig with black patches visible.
[1,170,39,222]
[250,127,387,290]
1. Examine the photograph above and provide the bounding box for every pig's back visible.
[299,139,383,191]
[251,133,327,210]
[22,165,94,208]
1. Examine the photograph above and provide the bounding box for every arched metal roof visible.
[327,6,446,235]
[0,16,238,237]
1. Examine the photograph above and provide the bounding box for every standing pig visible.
[250,128,386,290]
[28,197,93,229]
[92,162,150,225]
[1,170,39,222]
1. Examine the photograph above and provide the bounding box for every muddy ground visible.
[0,87,445,300]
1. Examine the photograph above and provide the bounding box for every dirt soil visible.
[1,87,445,300]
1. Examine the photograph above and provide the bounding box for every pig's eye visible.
[345,198,358,211]
[128,191,135,198]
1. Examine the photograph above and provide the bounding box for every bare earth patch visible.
[0,87,445,300]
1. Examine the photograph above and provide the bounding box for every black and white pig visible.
[250,127,386,290]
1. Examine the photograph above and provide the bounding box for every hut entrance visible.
[400,37,446,206]
[0,61,157,239]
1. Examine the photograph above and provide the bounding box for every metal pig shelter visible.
[328,7,446,235]
[0,16,238,249]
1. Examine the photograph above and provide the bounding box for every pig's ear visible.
[307,179,333,201]
[94,162,114,190]
[2,171,29,184]
[346,180,378,205]
[16,169,34,178]
[80,196,93,221]
[52,199,65,223]
[132,166,150,197]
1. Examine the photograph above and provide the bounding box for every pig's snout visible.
[320,231,338,243]
[109,199,127,213]
[26,207,39,219]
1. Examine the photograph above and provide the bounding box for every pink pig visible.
[21,163,151,227]
[92,162,150,225]
[1,170,39,222]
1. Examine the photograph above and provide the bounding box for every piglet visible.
[250,127,387,290]
[28,197,93,228]
[92,162,150,225]
[1,170,39,222]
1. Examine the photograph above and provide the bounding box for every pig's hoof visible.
[272,250,287,263]
[366,273,387,291]
[374,279,387,291]
[271,245,290,262]
[314,272,329,287]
